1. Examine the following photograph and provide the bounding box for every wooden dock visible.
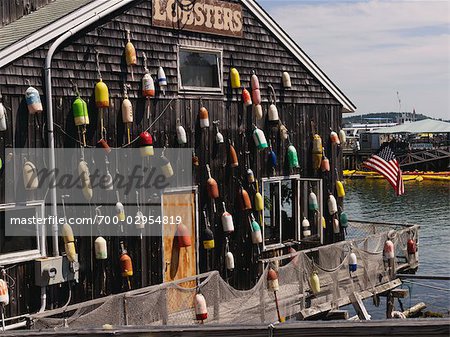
[3,319,450,337]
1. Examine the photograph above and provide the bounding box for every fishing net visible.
[32,223,418,329]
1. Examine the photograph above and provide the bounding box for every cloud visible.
[264,0,450,119]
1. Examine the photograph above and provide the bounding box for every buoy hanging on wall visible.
[72,94,89,146]
[340,212,348,229]
[237,185,252,211]
[160,152,174,179]
[339,129,346,144]
[312,134,323,170]
[327,194,338,215]
[221,202,234,234]
[194,293,208,322]
[330,130,340,145]
[229,141,239,168]
[202,210,215,250]
[282,72,292,88]
[199,105,209,128]
[279,124,288,140]
[302,217,311,238]
[94,237,108,260]
[287,143,299,169]
[250,215,262,244]
[251,72,261,105]
[176,119,187,145]
[252,125,268,150]
[253,104,263,120]
[268,84,279,123]
[333,217,340,234]
[213,121,224,144]
[0,101,7,131]
[23,160,39,190]
[206,164,219,199]
[177,222,192,248]
[124,29,137,80]
[158,66,167,95]
[121,84,133,144]
[268,141,277,170]
[119,242,133,291]
[254,181,264,212]
[225,251,235,271]
[321,150,330,172]
[95,79,109,108]
[242,88,252,107]
[139,131,154,157]
[308,191,319,211]
[230,67,241,89]
[142,53,155,120]
[0,279,9,306]
[25,85,43,114]
[62,223,77,262]
[78,160,93,201]
[336,180,345,198]
[115,192,126,222]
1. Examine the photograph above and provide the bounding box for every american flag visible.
[363,145,405,196]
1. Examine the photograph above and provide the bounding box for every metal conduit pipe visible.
[44,0,134,257]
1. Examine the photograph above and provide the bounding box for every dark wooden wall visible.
[0,0,345,318]
[0,0,55,27]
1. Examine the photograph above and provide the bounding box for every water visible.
[344,178,450,318]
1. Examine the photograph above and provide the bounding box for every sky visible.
[259,0,450,119]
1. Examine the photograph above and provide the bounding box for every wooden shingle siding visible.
[0,0,345,317]
[0,0,55,28]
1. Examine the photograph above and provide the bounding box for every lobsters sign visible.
[153,0,243,37]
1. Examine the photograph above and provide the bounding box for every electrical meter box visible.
[34,256,79,286]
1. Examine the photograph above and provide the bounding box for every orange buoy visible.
[384,240,395,259]
[206,164,219,199]
[199,106,209,128]
[407,239,416,255]
[321,151,330,172]
[120,244,133,278]
[242,88,252,107]
[237,186,252,211]
[330,130,340,145]
[229,141,239,168]
[176,222,192,248]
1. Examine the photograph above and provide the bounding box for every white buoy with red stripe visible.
[142,52,155,120]
[384,240,395,259]
[158,66,167,95]
[194,293,208,322]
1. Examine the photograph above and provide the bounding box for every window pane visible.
[281,180,295,241]
[0,208,37,255]
[180,50,220,88]
[264,182,280,246]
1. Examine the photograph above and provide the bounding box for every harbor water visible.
[344,178,450,318]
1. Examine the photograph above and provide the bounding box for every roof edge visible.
[242,0,356,113]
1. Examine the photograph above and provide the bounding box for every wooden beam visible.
[403,302,427,318]
[325,310,349,320]
[350,292,371,320]
[391,289,409,298]
[299,278,402,319]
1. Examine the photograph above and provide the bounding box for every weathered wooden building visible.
[0,0,356,323]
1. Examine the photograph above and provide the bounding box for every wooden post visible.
[259,277,266,323]
[386,291,394,319]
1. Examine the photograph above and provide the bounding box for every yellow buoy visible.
[230,67,241,89]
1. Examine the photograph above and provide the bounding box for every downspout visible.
[44,0,134,257]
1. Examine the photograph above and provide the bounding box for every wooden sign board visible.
[153,0,243,38]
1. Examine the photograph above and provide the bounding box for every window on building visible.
[0,201,44,265]
[261,177,324,250]
[178,47,222,92]
[262,176,300,250]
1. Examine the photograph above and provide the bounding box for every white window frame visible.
[0,200,45,265]
[177,45,223,93]
[261,175,301,251]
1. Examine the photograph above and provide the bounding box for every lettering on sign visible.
[153,0,243,38]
